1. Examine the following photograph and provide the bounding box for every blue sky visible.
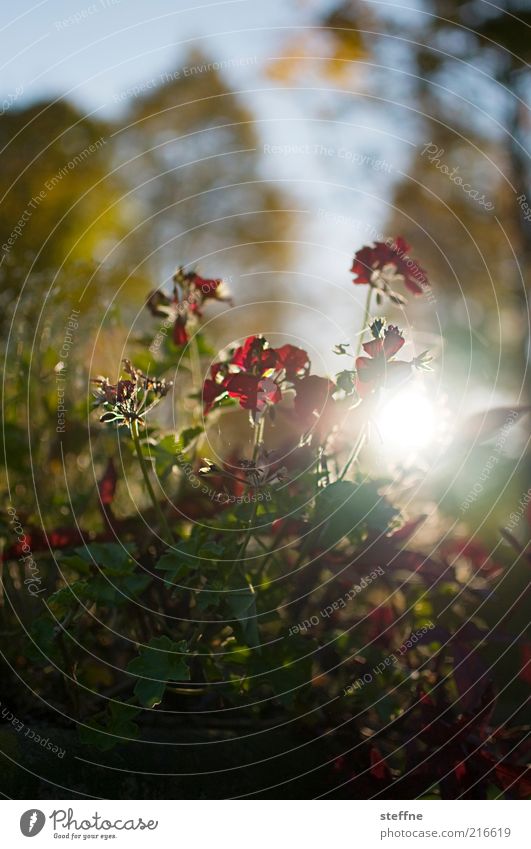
[3,0,323,114]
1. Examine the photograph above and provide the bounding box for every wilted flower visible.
[92,359,170,429]
[351,237,428,304]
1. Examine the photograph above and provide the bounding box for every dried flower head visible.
[92,359,171,429]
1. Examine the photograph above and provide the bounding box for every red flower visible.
[203,336,319,420]
[202,335,287,416]
[275,344,310,380]
[231,335,279,373]
[351,237,428,303]
[225,373,281,412]
[355,324,412,397]
[293,375,335,428]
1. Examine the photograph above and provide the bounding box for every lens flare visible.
[374,384,437,452]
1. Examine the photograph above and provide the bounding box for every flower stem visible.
[338,427,367,481]
[131,419,174,545]
[190,334,202,407]
[339,287,373,481]
[236,416,265,565]
[355,286,373,357]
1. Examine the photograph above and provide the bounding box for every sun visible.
[374,383,438,453]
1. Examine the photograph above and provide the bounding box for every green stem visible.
[338,427,367,481]
[131,419,174,545]
[190,334,202,402]
[339,287,373,481]
[355,286,373,358]
[236,416,265,566]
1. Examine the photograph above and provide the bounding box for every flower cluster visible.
[351,236,428,304]
[92,359,170,428]
[147,266,232,346]
[202,335,312,421]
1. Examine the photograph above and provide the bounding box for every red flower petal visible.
[383,325,405,358]
[355,356,382,383]
[231,336,278,373]
[202,378,223,413]
[98,459,117,506]
[275,344,310,380]
[173,314,188,346]
[225,373,260,410]
[362,338,384,358]
[294,375,335,426]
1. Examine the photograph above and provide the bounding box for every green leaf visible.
[127,636,190,708]
[48,583,84,617]
[80,573,151,606]
[155,548,200,588]
[74,543,136,575]
[314,480,399,548]
[27,615,61,664]
[227,588,260,648]
[176,426,203,453]
[150,434,179,480]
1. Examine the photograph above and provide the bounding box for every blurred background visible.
[1,0,530,537]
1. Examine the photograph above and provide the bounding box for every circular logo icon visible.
[20,810,46,837]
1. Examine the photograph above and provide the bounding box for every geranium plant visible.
[2,240,528,800]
